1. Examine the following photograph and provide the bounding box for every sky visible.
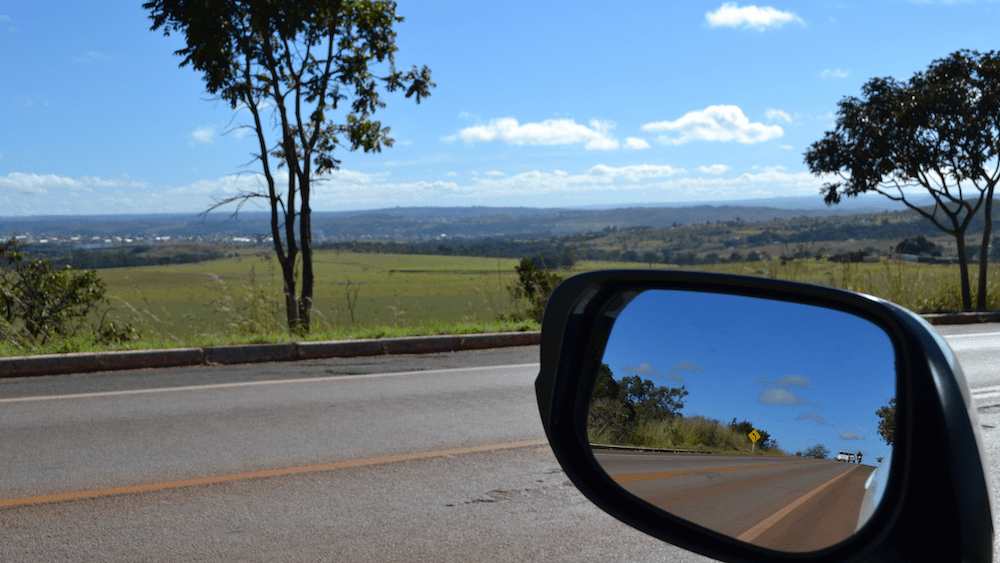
[601,289,896,461]
[2,1,1000,216]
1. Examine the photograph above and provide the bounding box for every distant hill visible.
[0,202,918,242]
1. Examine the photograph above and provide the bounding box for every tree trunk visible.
[976,192,994,311]
[955,234,973,311]
[298,173,314,332]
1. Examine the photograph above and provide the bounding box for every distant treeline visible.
[317,234,589,268]
[25,245,225,270]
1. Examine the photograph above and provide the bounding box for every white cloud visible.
[643,105,784,145]
[446,117,620,150]
[624,137,651,150]
[766,109,792,123]
[706,3,804,31]
[0,162,832,215]
[769,374,813,388]
[446,171,457,176]
[72,51,111,64]
[0,173,153,214]
[484,170,505,176]
[0,15,10,21]
[698,164,730,174]
[795,413,832,426]
[190,127,216,145]
[666,360,705,383]
[624,362,662,377]
[839,430,866,441]
[821,68,850,80]
[586,164,684,181]
[759,387,814,406]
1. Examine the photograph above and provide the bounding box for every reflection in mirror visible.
[589,290,895,553]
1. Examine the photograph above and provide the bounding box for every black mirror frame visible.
[536,270,992,563]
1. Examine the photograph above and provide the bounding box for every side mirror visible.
[536,270,992,562]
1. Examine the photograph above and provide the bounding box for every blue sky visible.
[2,1,1000,216]
[601,290,896,460]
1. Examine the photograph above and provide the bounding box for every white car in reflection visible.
[837,451,856,462]
[857,450,892,531]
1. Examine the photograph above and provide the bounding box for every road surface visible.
[0,323,997,562]
[594,450,871,551]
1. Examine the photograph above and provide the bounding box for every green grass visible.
[585,256,1000,314]
[589,415,786,456]
[4,249,999,357]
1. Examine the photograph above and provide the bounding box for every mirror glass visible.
[590,289,895,553]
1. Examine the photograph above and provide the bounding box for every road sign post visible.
[748,429,761,453]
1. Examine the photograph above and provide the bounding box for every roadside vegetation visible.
[588,363,784,455]
[3,214,1000,358]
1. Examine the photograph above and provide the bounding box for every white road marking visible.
[0,363,540,403]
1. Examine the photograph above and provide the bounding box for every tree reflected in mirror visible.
[589,289,895,553]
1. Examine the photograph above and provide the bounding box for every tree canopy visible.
[145,0,434,332]
[589,363,688,443]
[804,49,1000,310]
[876,398,896,446]
[802,444,830,460]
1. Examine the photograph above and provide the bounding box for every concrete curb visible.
[921,312,1000,325]
[0,332,542,379]
[0,308,995,378]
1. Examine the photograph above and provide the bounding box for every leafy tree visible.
[895,235,940,256]
[145,0,434,332]
[619,375,688,421]
[803,444,830,459]
[0,238,128,346]
[728,418,772,450]
[876,398,896,446]
[588,364,688,444]
[805,50,1000,311]
[506,258,565,323]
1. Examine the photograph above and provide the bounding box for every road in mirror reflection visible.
[589,289,895,552]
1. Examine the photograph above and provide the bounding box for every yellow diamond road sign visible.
[748,430,761,443]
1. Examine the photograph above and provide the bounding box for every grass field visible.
[4,248,998,356]
[97,251,530,341]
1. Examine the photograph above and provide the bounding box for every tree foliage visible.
[876,398,896,446]
[805,49,1000,310]
[895,235,940,256]
[728,418,773,450]
[145,0,434,332]
[589,363,688,443]
[803,444,830,460]
[0,238,136,347]
[506,258,566,323]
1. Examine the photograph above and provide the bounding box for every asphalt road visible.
[0,323,998,562]
[594,450,871,552]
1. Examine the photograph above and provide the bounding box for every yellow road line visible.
[0,438,548,509]
[737,464,858,542]
[611,459,822,484]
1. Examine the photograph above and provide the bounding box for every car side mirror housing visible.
[535,270,992,562]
